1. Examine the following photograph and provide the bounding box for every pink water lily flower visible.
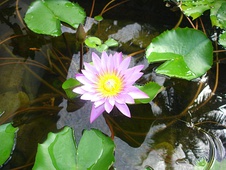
[73,52,149,123]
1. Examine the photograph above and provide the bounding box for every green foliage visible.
[24,0,86,36]
[179,0,226,48]
[219,31,226,47]
[94,15,104,22]
[0,123,18,166]
[210,1,226,29]
[33,127,115,170]
[85,37,119,52]
[62,78,81,99]
[146,27,213,80]
[135,82,164,104]
[180,0,215,20]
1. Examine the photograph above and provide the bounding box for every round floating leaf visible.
[62,78,81,99]
[94,15,104,22]
[32,127,115,170]
[77,129,115,170]
[24,0,86,36]
[96,44,108,52]
[135,82,164,104]
[146,27,213,80]
[33,126,77,170]
[0,123,18,166]
[180,0,214,20]
[85,36,102,48]
[104,38,119,47]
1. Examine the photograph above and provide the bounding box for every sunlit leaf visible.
[180,0,226,29]
[62,78,80,99]
[219,31,226,48]
[104,38,119,47]
[94,15,104,22]
[33,126,77,170]
[85,36,102,48]
[96,44,108,52]
[0,123,18,166]
[210,1,226,29]
[77,129,115,169]
[180,0,214,19]
[24,0,86,36]
[146,27,213,80]
[33,127,115,170]
[135,82,164,104]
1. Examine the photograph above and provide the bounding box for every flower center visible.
[97,73,122,97]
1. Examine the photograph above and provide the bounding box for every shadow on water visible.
[0,0,226,169]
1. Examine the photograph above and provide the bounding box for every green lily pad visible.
[33,127,115,170]
[146,27,213,80]
[135,82,164,104]
[96,44,109,52]
[219,31,226,48]
[104,38,119,47]
[180,0,226,29]
[33,126,77,170]
[24,0,86,36]
[210,1,226,29]
[180,0,214,20]
[62,78,81,99]
[0,123,18,166]
[85,36,102,48]
[94,15,104,22]
[77,129,115,169]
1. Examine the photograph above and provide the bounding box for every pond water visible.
[1,0,226,170]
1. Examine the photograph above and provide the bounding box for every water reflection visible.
[1,0,226,170]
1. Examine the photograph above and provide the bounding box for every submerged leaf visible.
[146,27,213,80]
[24,0,86,36]
[0,123,18,167]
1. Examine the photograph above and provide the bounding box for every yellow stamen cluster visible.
[97,73,123,97]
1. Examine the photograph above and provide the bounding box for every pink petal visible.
[124,72,143,85]
[118,57,131,72]
[104,100,114,113]
[73,86,85,94]
[81,92,95,100]
[76,73,93,85]
[80,85,95,93]
[101,52,109,71]
[115,94,134,104]
[93,98,106,107]
[115,103,131,117]
[92,52,101,71]
[108,97,115,106]
[90,104,105,123]
[127,86,149,99]
[107,54,114,73]
[81,69,98,83]
[84,62,98,74]
[113,52,123,67]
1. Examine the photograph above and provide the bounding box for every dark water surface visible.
[1,0,226,169]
